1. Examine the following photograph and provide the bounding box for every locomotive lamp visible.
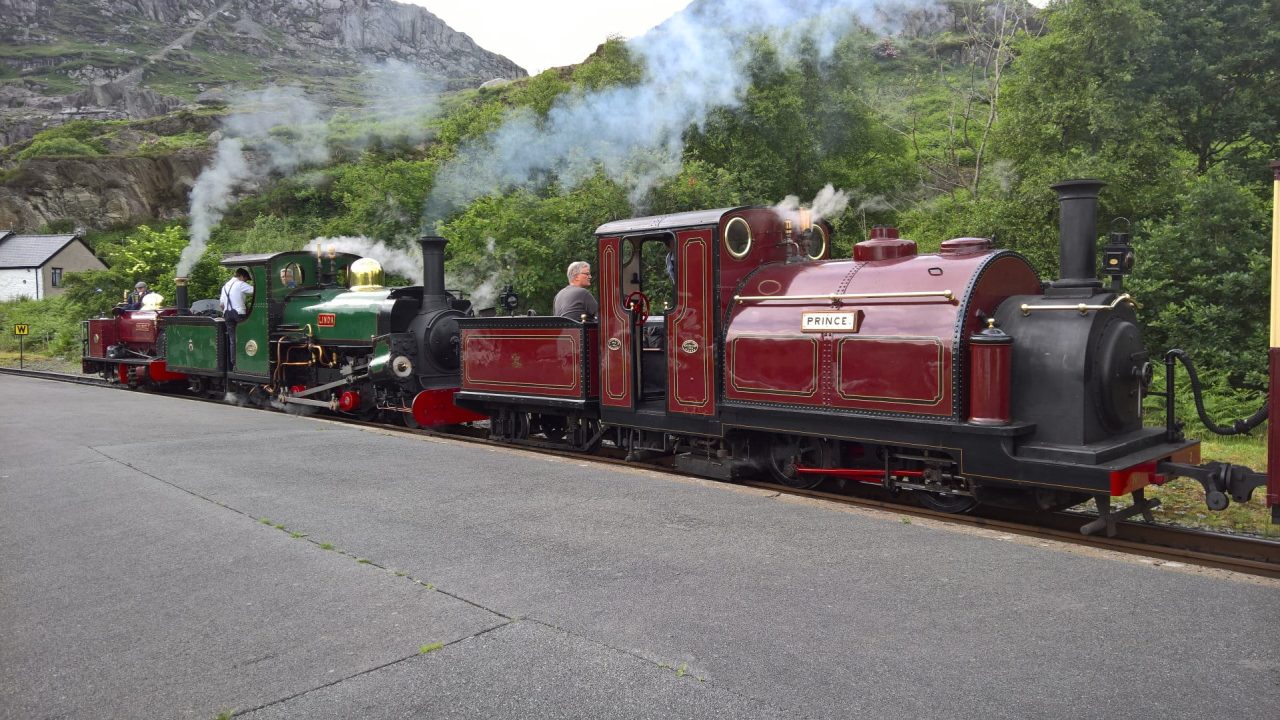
[498,285,520,316]
[1101,227,1135,292]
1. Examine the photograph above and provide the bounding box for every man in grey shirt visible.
[553,260,599,321]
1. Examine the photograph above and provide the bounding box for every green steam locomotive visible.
[85,237,484,427]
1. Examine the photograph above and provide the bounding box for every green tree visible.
[440,175,631,313]
[325,157,437,243]
[1142,0,1280,174]
[1126,170,1270,409]
[62,225,222,311]
[683,36,913,222]
[571,37,644,92]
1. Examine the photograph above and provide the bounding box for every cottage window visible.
[51,267,63,287]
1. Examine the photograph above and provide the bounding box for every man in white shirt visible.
[220,268,254,368]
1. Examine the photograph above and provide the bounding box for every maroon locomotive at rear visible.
[115,309,179,346]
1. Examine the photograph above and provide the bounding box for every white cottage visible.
[0,232,107,302]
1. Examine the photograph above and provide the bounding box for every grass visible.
[140,48,270,100]
[132,132,211,155]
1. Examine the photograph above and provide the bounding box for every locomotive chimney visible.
[1050,179,1106,290]
[174,276,189,311]
[419,235,449,311]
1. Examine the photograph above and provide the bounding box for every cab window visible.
[620,236,677,315]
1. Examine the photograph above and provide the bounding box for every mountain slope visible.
[0,0,527,144]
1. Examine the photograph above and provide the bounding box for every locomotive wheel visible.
[512,412,530,441]
[766,435,832,489]
[568,417,601,452]
[490,410,530,441]
[913,491,978,514]
[532,414,567,443]
[402,410,421,429]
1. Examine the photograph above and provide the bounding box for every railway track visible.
[5,365,1279,579]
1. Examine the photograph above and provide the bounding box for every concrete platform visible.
[1,374,1277,719]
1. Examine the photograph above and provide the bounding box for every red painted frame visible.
[598,237,633,409]
[461,326,591,399]
[668,229,715,416]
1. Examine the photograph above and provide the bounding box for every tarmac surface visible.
[2,374,1278,719]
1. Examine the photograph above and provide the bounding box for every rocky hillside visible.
[0,0,527,145]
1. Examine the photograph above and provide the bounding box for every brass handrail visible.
[1020,293,1136,316]
[735,289,954,304]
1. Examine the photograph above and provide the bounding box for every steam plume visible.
[423,0,881,224]
[305,236,422,281]
[774,184,851,224]
[180,87,329,275]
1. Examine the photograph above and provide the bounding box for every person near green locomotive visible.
[553,261,598,321]
[219,269,254,367]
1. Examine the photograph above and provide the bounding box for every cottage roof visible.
[0,234,80,268]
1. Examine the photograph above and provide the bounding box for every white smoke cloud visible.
[856,194,895,213]
[450,237,505,311]
[810,184,852,220]
[305,235,507,310]
[180,86,329,275]
[774,183,852,225]
[305,236,422,282]
[362,59,444,139]
[180,137,251,274]
[423,0,884,223]
[178,65,450,276]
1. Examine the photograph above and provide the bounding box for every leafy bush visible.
[135,132,210,155]
[17,137,102,160]
[1126,169,1270,424]
[0,295,85,356]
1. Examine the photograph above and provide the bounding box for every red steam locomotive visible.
[455,180,1277,535]
[82,293,189,388]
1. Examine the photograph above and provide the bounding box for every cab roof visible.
[220,250,361,266]
[595,207,752,236]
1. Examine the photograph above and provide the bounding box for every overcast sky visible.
[406,1,693,75]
